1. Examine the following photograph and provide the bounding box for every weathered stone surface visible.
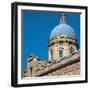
[25,51,80,77]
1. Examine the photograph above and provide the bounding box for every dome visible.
[50,14,76,39]
[50,24,75,39]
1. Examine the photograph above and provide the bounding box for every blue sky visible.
[22,10,80,71]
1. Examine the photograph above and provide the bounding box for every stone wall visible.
[24,51,80,77]
[47,61,80,76]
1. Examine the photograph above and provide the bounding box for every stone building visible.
[24,14,80,77]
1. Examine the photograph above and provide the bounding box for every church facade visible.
[24,14,80,77]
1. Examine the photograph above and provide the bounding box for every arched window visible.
[59,48,63,58]
[50,49,53,60]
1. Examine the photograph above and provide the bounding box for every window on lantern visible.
[59,49,63,58]
[50,49,53,60]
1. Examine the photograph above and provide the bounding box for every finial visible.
[60,14,67,24]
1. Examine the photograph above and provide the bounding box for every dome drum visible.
[48,35,77,47]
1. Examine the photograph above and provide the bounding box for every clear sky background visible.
[22,10,80,71]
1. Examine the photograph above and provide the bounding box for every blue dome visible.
[50,23,76,39]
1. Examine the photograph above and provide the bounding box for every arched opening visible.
[59,48,64,58]
[50,49,53,60]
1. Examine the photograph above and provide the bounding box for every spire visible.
[60,14,67,24]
